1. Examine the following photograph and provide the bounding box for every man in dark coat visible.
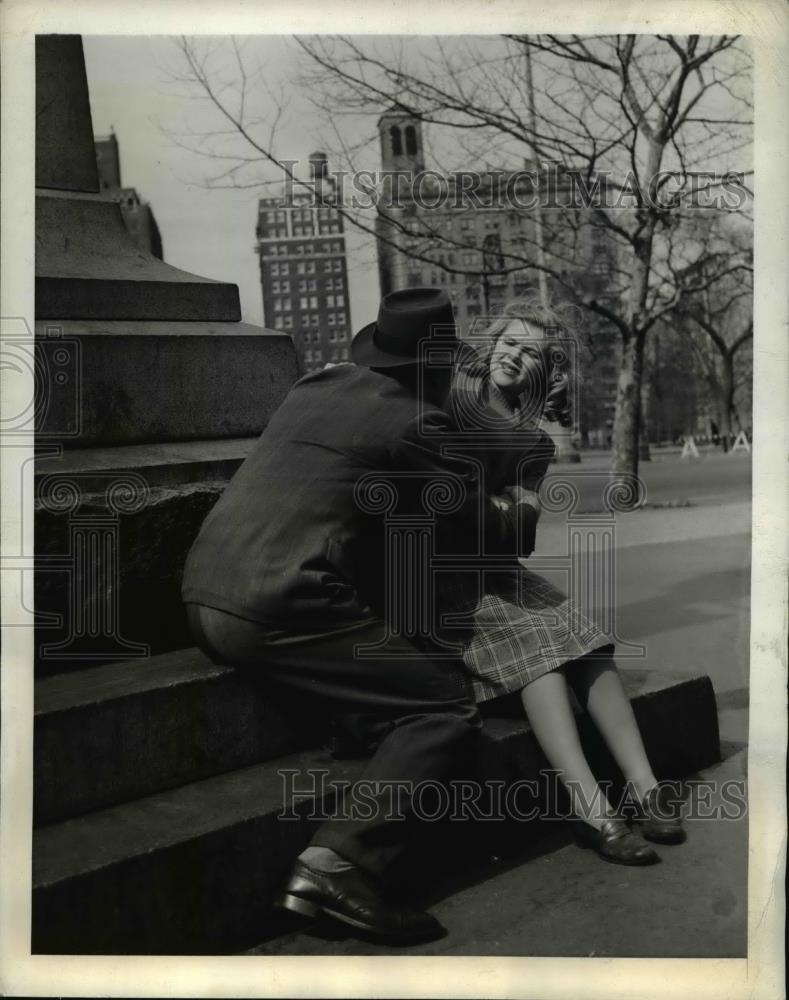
[182,288,527,943]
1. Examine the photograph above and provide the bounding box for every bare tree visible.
[165,34,752,480]
[670,217,753,445]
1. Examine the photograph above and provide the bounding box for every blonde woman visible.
[439,297,684,864]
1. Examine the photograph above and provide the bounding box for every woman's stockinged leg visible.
[519,669,618,830]
[565,656,658,803]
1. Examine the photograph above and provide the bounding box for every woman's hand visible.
[503,484,542,515]
[490,494,512,512]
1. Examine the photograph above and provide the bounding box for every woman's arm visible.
[508,430,556,557]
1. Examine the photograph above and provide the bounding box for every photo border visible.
[1,1,786,997]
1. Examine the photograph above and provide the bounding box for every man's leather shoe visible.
[634,784,687,844]
[572,817,660,865]
[275,859,446,943]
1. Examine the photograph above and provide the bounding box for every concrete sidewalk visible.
[252,747,747,958]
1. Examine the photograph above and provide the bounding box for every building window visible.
[273,298,282,312]
[300,296,308,309]
[336,294,344,307]
[341,346,349,359]
[327,294,335,308]
[284,316,293,329]
[308,279,317,292]
[314,349,322,362]
[390,125,403,156]
[333,260,342,272]
[305,348,313,362]
[306,262,316,274]
[311,313,320,325]
[281,263,290,276]
[272,280,280,294]
[324,260,333,273]
[297,262,306,275]
[309,295,318,309]
[405,124,418,155]
[301,314,309,327]
[337,311,346,323]
[273,317,284,329]
[270,262,279,276]
[328,313,336,326]
[283,297,291,311]
[298,279,307,292]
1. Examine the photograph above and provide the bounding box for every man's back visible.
[182,364,443,627]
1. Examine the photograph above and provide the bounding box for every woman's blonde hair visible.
[481,295,578,427]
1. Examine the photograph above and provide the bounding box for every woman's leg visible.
[564,655,658,803]
[520,668,618,830]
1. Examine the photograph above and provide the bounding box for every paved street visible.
[546,448,752,511]
[248,451,752,957]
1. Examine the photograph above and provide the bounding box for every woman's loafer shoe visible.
[275,859,446,944]
[635,784,687,844]
[572,817,660,866]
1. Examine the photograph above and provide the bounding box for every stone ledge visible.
[35,484,226,670]
[35,437,256,489]
[35,320,298,445]
[32,668,720,953]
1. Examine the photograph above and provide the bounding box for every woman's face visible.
[489,319,546,402]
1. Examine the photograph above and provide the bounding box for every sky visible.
[83,35,384,332]
[83,35,752,334]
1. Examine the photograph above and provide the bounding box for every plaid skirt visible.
[434,566,615,703]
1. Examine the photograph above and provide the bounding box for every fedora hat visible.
[351,287,458,368]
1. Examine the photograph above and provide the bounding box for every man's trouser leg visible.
[187,604,483,880]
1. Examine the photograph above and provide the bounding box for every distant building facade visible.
[256,152,352,373]
[374,110,621,445]
[95,132,163,260]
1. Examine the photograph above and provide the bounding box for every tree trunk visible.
[722,352,736,434]
[716,353,735,450]
[638,337,654,462]
[611,138,661,480]
[611,333,645,483]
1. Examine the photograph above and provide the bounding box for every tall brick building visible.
[256,152,352,373]
[373,110,621,445]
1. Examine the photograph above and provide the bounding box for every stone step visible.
[34,647,313,825]
[32,670,720,954]
[35,438,257,489]
[35,320,298,446]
